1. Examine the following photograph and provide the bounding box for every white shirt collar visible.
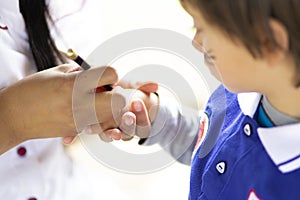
[238,92,300,173]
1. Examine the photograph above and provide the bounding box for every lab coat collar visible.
[238,92,300,173]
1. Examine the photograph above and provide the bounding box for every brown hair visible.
[181,0,300,87]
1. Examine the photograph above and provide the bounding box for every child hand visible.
[103,81,159,141]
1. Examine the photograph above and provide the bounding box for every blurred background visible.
[52,0,213,199]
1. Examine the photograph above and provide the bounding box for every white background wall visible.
[60,0,214,199]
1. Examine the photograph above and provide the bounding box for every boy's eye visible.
[207,51,214,56]
[205,50,216,61]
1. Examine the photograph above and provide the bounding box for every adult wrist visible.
[0,87,25,153]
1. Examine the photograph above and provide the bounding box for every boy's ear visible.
[263,19,289,65]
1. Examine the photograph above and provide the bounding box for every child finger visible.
[103,128,122,140]
[98,132,113,142]
[63,136,77,145]
[119,112,136,137]
[131,99,151,138]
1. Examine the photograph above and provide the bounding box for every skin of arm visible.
[0,64,122,155]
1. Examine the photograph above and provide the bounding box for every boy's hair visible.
[181,0,300,87]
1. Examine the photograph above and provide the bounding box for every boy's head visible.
[180,0,300,90]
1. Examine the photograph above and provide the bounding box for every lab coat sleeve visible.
[142,93,200,165]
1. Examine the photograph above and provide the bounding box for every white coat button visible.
[243,124,252,136]
[216,161,226,174]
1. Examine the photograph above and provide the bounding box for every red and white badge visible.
[192,112,209,158]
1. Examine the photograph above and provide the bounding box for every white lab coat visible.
[0,0,119,199]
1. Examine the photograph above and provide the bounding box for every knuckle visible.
[53,69,78,91]
[56,64,73,72]
[57,73,74,92]
[111,92,127,110]
[104,66,118,82]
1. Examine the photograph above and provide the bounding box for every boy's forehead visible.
[181,1,197,16]
[183,4,206,26]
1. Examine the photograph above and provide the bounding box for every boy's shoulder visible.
[206,85,261,118]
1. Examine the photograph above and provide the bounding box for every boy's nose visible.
[192,38,204,53]
[192,32,204,52]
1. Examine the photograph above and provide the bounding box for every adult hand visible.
[0,64,123,153]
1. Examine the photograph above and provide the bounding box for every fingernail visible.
[133,101,142,112]
[63,137,75,145]
[125,116,134,126]
[111,129,122,140]
[83,126,93,134]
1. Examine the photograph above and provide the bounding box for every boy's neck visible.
[264,88,300,120]
[260,96,299,126]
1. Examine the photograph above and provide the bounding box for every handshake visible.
[67,65,160,144]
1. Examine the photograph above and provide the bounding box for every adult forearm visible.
[0,87,24,155]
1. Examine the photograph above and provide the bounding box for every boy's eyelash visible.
[206,50,216,60]
[205,54,216,61]
[207,53,216,60]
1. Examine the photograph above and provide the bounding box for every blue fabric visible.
[189,85,300,200]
